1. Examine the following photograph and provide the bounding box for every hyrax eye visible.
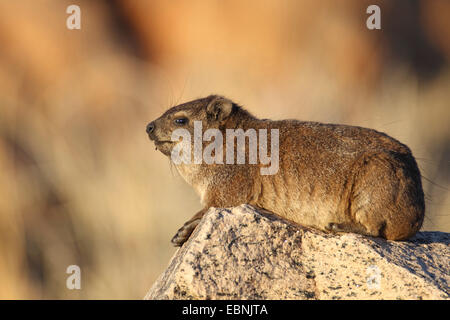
[174,118,188,125]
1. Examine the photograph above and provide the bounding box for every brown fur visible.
[146,95,425,246]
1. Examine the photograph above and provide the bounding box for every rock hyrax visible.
[146,95,424,246]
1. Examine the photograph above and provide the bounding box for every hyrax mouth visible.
[154,140,172,146]
[153,140,174,154]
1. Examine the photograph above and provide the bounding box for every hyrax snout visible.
[147,95,425,246]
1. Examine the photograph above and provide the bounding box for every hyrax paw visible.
[171,225,193,247]
[170,218,201,247]
[171,231,188,247]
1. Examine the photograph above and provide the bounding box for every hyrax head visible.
[146,95,235,156]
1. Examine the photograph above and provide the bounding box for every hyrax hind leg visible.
[171,208,208,247]
[348,151,424,240]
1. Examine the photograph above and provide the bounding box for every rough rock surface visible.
[145,205,449,300]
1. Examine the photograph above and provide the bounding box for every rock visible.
[145,204,449,300]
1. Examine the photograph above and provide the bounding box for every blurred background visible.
[0,0,449,299]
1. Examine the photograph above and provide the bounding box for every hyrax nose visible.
[146,121,155,135]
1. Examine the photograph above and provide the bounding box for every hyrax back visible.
[147,95,425,245]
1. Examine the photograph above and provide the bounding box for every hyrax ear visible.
[206,96,233,122]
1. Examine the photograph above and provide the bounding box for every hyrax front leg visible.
[171,208,208,247]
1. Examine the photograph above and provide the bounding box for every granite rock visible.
[145,204,449,300]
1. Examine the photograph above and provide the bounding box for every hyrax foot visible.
[171,219,201,246]
[171,208,208,247]
[326,222,369,236]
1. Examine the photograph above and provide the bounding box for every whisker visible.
[421,174,448,191]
